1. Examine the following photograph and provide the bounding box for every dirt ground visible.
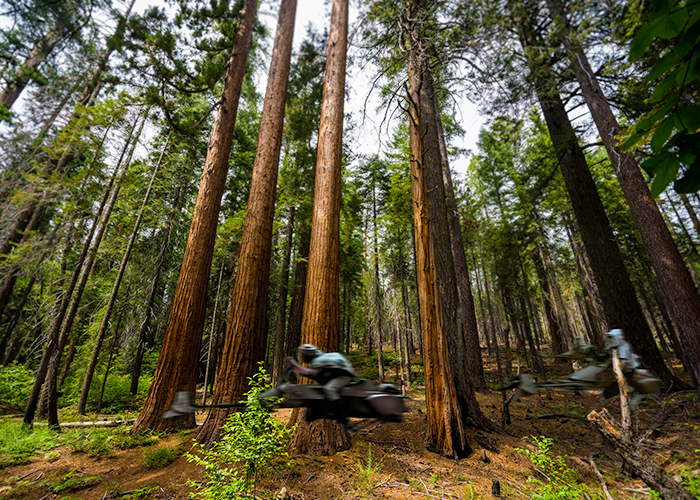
[2,359,700,500]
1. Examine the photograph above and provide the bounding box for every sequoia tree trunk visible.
[289,0,350,456]
[131,0,257,434]
[196,0,297,447]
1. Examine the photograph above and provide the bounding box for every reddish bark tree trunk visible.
[131,0,257,434]
[289,0,350,456]
[435,106,486,391]
[196,0,297,446]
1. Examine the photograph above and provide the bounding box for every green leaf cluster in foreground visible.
[624,0,700,196]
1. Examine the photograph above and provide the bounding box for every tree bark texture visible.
[290,0,350,456]
[405,7,469,457]
[514,3,682,389]
[196,0,296,446]
[131,0,256,434]
[546,0,700,392]
[435,106,486,391]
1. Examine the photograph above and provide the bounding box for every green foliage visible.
[65,428,115,457]
[624,0,700,195]
[0,363,34,409]
[186,364,294,499]
[516,436,576,484]
[144,446,179,469]
[0,421,61,467]
[123,486,160,499]
[48,469,100,493]
[355,446,383,494]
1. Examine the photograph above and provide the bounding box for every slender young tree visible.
[290,0,350,456]
[196,0,297,447]
[131,0,257,433]
[77,136,169,415]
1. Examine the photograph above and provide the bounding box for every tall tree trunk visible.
[77,135,167,414]
[132,0,257,434]
[202,264,225,405]
[546,0,700,392]
[273,206,295,381]
[435,105,486,391]
[532,243,566,353]
[679,194,700,236]
[290,0,349,456]
[285,232,310,362]
[407,53,468,457]
[564,224,605,347]
[372,188,385,383]
[413,50,491,433]
[196,0,296,447]
[514,2,683,389]
[131,187,180,394]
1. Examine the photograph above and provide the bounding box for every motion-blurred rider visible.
[288,344,357,417]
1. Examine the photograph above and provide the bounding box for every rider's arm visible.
[289,358,319,378]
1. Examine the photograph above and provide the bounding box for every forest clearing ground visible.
[1,356,699,500]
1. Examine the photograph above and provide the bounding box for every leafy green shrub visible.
[517,436,576,484]
[359,366,380,381]
[186,364,295,499]
[0,363,33,409]
[0,421,60,467]
[144,446,179,469]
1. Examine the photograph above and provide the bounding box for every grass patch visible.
[0,421,61,467]
[48,469,100,493]
[144,446,179,469]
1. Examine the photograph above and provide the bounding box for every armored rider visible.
[288,344,357,415]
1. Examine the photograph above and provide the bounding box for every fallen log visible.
[587,409,694,500]
[34,419,134,428]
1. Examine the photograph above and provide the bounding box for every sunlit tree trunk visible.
[196,0,297,446]
[131,0,257,434]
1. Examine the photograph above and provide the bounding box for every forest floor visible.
[1,356,700,500]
